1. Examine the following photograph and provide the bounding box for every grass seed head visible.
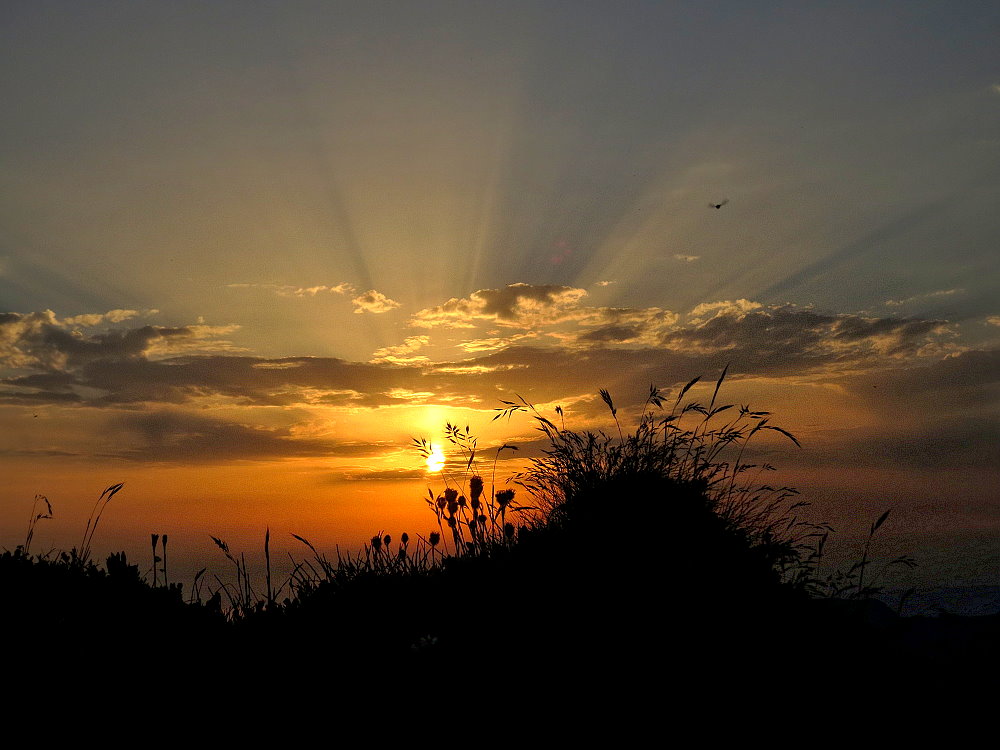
[470,475,484,502]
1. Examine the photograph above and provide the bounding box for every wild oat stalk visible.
[812,508,917,600]
[151,533,159,587]
[79,483,124,564]
[24,494,53,554]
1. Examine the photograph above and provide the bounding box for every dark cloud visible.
[578,325,643,343]
[0,310,222,370]
[0,390,83,404]
[77,356,434,406]
[5,371,78,389]
[0,448,83,458]
[661,305,951,372]
[1,369,83,403]
[40,325,187,365]
[475,284,583,320]
[107,410,391,464]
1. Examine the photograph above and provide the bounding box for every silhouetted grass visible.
[500,368,822,593]
[4,376,997,689]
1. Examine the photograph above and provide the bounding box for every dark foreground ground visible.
[7,548,998,695]
[8,477,997,716]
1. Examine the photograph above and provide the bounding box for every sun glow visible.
[425,444,446,473]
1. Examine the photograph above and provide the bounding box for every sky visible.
[1,1,998,591]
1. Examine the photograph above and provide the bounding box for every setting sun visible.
[425,444,446,473]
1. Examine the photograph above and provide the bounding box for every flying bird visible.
[709,199,729,209]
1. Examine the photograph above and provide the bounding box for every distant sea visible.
[877,585,1000,617]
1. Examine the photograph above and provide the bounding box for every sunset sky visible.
[2,2,998,590]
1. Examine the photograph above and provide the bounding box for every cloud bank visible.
[0,286,994,471]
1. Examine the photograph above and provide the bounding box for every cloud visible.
[68,356,422,407]
[107,410,391,463]
[457,332,541,353]
[0,298,961,417]
[673,254,700,263]
[371,336,430,364]
[991,83,1000,95]
[664,303,953,368]
[885,288,962,307]
[408,283,680,349]
[2,298,994,474]
[352,290,401,314]
[986,316,1000,327]
[559,307,680,348]
[339,468,430,481]
[290,283,356,297]
[596,280,614,287]
[227,282,356,297]
[62,309,156,327]
[0,311,243,372]
[688,299,762,324]
[410,283,589,329]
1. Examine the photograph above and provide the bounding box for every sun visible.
[425,443,446,473]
